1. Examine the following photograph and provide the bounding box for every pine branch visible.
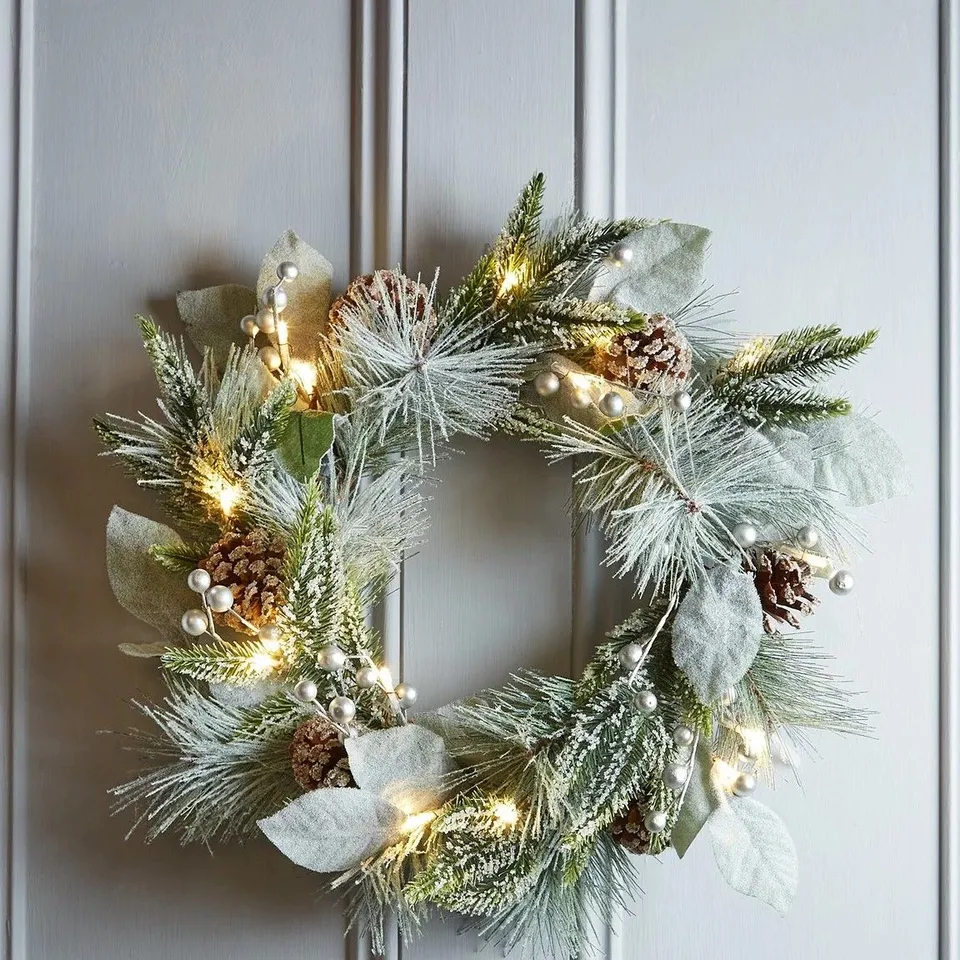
[498,172,546,258]
[149,541,205,572]
[112,677,299,843]
[720,382,852,427]
[161,637,275,685]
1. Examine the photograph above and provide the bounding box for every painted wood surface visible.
[2,1,943,958]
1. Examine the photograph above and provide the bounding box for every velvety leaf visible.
[802,415,910,507]
[107,507,198,637]
[672,565,763,702]
[593,222,711,316]
[118,642,170,658]
[258,788,403,873]
[708,797,799,914]
[672,740,722,857]
[757,425,814,489]
[257,231,332,363]
[345,725,454,813]
[209,680,279,708]
[176,283,256,370]
[276,410,335,481]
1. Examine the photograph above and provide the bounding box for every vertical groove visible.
[574,2,625,959]
[350,2,407,958]
[2,0,31,955]
[940,0,959,957]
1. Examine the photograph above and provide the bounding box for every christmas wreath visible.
[97,174,908,957]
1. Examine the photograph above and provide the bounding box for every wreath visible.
[97,174,908,957]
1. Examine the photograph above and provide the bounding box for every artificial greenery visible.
[99,175,904,958]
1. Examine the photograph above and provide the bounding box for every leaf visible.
[708,797,799,914]
[118,641,170,658]
[209,680,279,708]
[672,741,722,857]
[276,411,335,481]
[345,725,454,814]
[672,565,763,702]
[802,414,910,507]
[756,425,814,489]
[257,231,333,363]
[594,222,711,316]
[258,787,403,873]
[107,507,197,636]
[176,283,257,371]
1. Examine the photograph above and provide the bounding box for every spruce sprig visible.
[712,324,877,426]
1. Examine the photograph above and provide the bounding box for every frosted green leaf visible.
[802,415,910,507]
[209,680,279,708]
[708,797,799,914]
[118,641,170,658]
[757,425,814,489]
[672,565,763,702]
[672,741,722,857]
[258,788,403,873]
[107,507,197,636]
[176,283,256,370]
[257,231,332,363]
[593,222,711,316]
[345,725,454,814]
[276,411,335,481]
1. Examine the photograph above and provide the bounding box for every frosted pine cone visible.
[610,796,662,856]
[328,270,436,342]
[749,548,819,633]
[589,314,692,394]
[199,528,285,630]
[290,717,354,791]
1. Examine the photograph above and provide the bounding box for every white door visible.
[2,2,952,958]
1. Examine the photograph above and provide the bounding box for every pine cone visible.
[199,528,285,630]
[589,314,692,394]
[328,270,436,342]
[290,717,354,791]
[749,548,819,633]
[610,796,662,856]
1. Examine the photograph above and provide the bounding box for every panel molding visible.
[940,0,959,956]
[1,0,31,956]
[350,2,407,958]
[574,3,625,959]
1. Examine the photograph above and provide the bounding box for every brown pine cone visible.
[290,717,355,791]
[328,270,436,342]
[199,528,285,630]
[610,796,662,856]
[749,548,819,633]
[589,314,693,394]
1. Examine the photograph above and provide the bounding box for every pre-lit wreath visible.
[98,175,907,957]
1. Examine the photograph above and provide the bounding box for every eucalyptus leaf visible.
[592,222,711,316]
[672,565,763,702]
[176,283,256,371]
[258,787,403,873]
[345,725,454,813]
[276,410,335,481]
[802,415,910,507]
[708,797,799,914]
[257,231,333,363]
[107,507,198,637]
[672,740,722,857]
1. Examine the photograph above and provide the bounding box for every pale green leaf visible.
[258,787,402,873]
[708,797,799,914]
[276,410,335,481]
[118,641,170,658]
[344,725,454,814]
[107,507,197,637]
[672,565,763,702]
[209,680,280,708]
[593,222,711,316]
[176,283,256,370]
[802,414,910,507]
[672,741,722,857]
[257,231,332,363]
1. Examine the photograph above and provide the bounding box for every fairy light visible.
[728,336,769,373]
[290,359,318,395]
[400,811,436,833]
[203,472,244,518]
[492,801,519,826]
[711,758,740,791]
[738,727,767,759]
[497,259,529,299]
[260,637,282,656]
[249,652,278,675]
